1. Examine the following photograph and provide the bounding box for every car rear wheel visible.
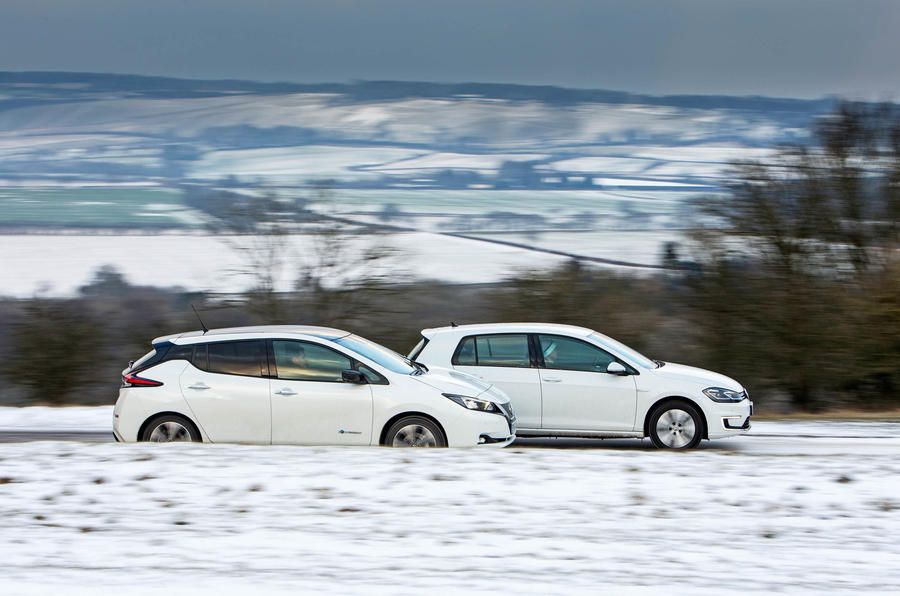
[385,416,447,448]
[141,414,201,443]
[648,401,704,449]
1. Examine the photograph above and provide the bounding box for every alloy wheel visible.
[391,424,438,447]
[654,408,697,448]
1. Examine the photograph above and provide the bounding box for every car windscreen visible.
[333,335,417,375]
[407,336,429,360]
[589,333,658,369]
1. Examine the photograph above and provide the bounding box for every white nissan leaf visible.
[410,323,752,449]
[114,326,515,447]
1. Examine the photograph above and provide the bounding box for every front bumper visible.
[707,401,753,439]
[723,416,751,430]
[476,405,516,447]
[445,403,516,447]
[477,433,516,447]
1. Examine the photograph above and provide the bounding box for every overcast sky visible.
[2,0,899,99]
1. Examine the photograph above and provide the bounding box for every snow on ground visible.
[0,406,113,432]
[1,424,900,594]
[5,404,900,441]
[367,151,548,173]
[192,146,423,183]
[465,231,683,267]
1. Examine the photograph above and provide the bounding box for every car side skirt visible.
[516,428,644,439]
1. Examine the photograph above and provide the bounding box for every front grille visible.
[496,402,517,432]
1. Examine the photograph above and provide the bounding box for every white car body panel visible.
[114,326,515,448]
[539,368,637,431]
[180,365,271,444]
[413,323,752,443]
[454,365,543,429]
[270,379,373,446]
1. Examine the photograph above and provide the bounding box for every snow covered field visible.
[0,406,112,432]
[1,408,900,594]
[0,231,573,296]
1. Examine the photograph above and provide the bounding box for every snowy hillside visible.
[0,72,828,191]
[0,73,838,295]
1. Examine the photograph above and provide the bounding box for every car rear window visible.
[130,348,161,371]
[453,334,531,368]
[205,340,267,377]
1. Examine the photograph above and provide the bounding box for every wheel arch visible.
[379,411,448,446]
[138,411,203,442]
[643,396,709,440]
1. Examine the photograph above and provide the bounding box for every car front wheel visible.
[385,416,447,448]
[648,401,704,449]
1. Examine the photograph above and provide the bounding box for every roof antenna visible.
[191,304,209,334]
[450,321,458,327]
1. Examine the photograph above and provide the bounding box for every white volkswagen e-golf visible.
[410,323,752,449]
[114,326,515,447]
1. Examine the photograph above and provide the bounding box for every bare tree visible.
[207,186,397,324]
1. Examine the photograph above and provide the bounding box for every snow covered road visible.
[1,419,899,594]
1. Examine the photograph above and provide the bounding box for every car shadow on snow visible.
[511,437,740,451]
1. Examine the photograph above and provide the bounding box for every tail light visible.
[122,372,163,387]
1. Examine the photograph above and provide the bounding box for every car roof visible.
[153,325,351,345]
[420,322,596,338]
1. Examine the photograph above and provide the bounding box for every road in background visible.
[2,421,900,456]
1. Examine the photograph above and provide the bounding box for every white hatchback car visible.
[411,323,752,449]
[114,326,515,447]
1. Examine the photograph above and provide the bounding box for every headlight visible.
[703,387,746,402]
[442,393,499,413]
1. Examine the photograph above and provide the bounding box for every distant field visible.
[0,186,693,231]
[309,188,691,225]
[0,187,200,228]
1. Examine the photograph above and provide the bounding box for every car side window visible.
[537,334,616,372]
[358,363,388,385]
[192,344,208,370]
[206,340,267,377]
[453,334,531,368]
[273,340,351,383]
[454,337,477,365]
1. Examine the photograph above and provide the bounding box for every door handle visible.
[275,388,297,396]
[188,382,210,390]
[542,377,562,383]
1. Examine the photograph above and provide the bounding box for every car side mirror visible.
[341,369,367,384]
[607,362,629,376]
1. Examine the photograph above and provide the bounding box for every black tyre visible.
[384,416,447,448]
[648,400,704,449]
[140,414,201,443]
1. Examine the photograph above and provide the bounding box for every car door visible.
[269,339,373,445]
[451,333,543,429]
[536,334,637,431]
[179,340,272,444]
